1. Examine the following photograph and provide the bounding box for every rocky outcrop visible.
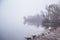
[25,28,60,40]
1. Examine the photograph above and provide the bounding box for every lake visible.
[0,0,59,40]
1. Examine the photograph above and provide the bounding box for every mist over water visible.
[0,0,59,40]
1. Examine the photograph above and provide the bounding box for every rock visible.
[25,37,31,40]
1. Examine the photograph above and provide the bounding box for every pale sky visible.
[0,0,60,40]
[1,0,59,17]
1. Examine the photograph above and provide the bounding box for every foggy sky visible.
[0,0,59,40]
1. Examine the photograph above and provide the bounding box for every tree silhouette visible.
[42,4,60,30]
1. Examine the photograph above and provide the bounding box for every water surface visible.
[0,0,59,40]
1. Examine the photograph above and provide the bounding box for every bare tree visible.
[42,4,60,30]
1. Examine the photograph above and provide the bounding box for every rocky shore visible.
[25,28,60,40]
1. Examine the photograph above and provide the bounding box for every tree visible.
[42,4,60,30]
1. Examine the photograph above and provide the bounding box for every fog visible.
[0,0,59,40]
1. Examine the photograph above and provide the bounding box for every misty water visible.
[0,0,59,40]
